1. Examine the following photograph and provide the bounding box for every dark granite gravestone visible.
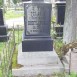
[55,26,63,37]
[56,3,66,25]
[22,0,53,52]
[0,9,8,42]
[0,9,4,25]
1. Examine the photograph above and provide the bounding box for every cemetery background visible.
[0,0,77,77]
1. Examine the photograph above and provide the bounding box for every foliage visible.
[8,70,13,77]
[12,45,18,68]
[51,15,56,23]
[0,28,23,77]
[53,72,65,77]
[0,69,2,77]
[12,30,23,68]
[4,10,23,20]
[0,0,3,8]
[69,72,77,77]
[14,30,22,44]
[12,45,23,69]
[0,42,5,52]
[36,73,77,77]
[51,28,57,39]
[52,72,77,77]
[0,30,15,77]
[56,24,61,27]
[0,29,77,76]
[13,0,21,4]
[13,0,18,4]
[54,39,64,59]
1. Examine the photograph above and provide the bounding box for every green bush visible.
[69,72,77,77]
[54,39,63,58]
[0,42,5,52]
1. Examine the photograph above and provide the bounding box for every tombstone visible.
[0,9,4,25]
[56,3,66,25]
[0,9,8,42]
[22,0,53,52]
[12,0,64,76]
[55,26,63,37]
[54,1,66,38]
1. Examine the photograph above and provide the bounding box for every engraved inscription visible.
[24,3,51,36]
[26,4,44,35]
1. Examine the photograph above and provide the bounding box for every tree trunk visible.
[63,0,77,44]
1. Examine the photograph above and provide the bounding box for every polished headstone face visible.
[0,9,4,25]
[24,3,51,36]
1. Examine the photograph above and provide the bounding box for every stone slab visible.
[12,44,64,76]
[18,44,58,65]
[12,64,64,77]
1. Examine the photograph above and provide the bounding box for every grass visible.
[12,44,23,69]
[12,30,23,68]
[4,10,23,20]
[0,29,77,76]
[14,30,23,44]
[0,29,23,77]
[0,42,5,52]
[69,72,77,77]
[0,30,23,52]
[0,29,23,69]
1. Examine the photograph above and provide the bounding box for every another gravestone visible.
[0,9,4,25]
[55,26,63,37]
[22,0,53,52]
[0,9,8,42]
[55,1,66,38]
[56,3,66,25]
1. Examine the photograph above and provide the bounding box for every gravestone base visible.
[12,44,64,77]
[0,35,8,42]
[0,26,8,42]
[22,36,53,52]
